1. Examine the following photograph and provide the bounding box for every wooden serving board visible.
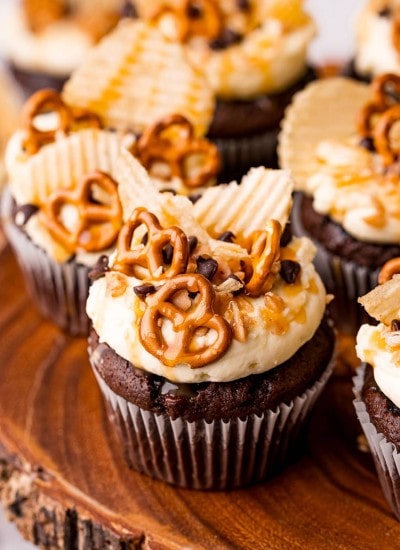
[1,235,400,549]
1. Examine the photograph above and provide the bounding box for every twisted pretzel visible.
[113,208,189,280]
[357,74,400,138]
[151,0,222,42]
[374,104,400,165]
[379,257,400,284]
[139,273,232,367]
[133,114,220,188]
[41,170,122,253]
[21,89,102,155]
[243,220,282,297]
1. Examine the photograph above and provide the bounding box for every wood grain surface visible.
[1,236,400,549]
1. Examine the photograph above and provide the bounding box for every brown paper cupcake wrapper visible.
[291,193,380,333]
[1,189,90,336]
[91,359,333,490]
[212,129,278,181]
[353,365,400,521]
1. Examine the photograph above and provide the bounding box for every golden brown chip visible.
[358,274,400,325]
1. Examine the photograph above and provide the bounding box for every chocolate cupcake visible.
[98,1,316,178]
[279,75,400,332]
[354,267,400,520]
[86,149,335,489]
[2,89,123,335]
[3,0,127,97]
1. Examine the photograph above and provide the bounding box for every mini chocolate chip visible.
[162,243,174,265]
[122,2,137,17]
[134,284,156,298]
[391,319,400,331]
[160,188,177,195]
[209,29,242,50]
[378,6,392,17]
[280,224,292,247]
[14,204,39,226]
[359,136,375,152]
[237,0,250,11]
[188,291,199,299]
[280,260,301,284]
[187,4,202,18]
[141,233,148,246]
[188,193,202,204]
[88,255,109,281]
[217,230,236,243]
[196,256,218,280]
[188,235,198,253]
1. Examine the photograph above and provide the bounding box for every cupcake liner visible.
[1,189,90,336]
[212,129,278,182]
[291,193,380,333]
[353,365,400,521]
[91,357,333,490]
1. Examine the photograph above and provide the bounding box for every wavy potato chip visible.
[7,129,122,204]
[358,274,400,325]
[192,166,293,239]
[63,20,215,137]
[278,77,370,191]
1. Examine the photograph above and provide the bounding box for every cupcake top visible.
[356,262,400,407]
[4,0,126,76]
[87,149,328,383]
[355,0,400,79]
[129,0,315,99]
[279,75,400,245]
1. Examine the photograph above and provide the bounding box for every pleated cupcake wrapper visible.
[91,359,333,490]
[291,193,380,333]
[353,365,400,521]
[212,129,278,181]
[1,189,90,336]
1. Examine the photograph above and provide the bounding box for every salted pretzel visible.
[41,171,122,253]
[133,114,220,188]
[374,104,400,165]
[378,257,400,284]
[113,208,189,280]
[21,89,102,155]
[151,0,222,42]
[139,273,232,367]
[242,220,282,297]
[358,74,400,138]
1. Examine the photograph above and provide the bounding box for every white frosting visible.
[87,236,327,383]
[357,323,400,408]
[355,3,400,78]
[305,139,400,244]
[4,6,93,76]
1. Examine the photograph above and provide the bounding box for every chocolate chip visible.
[378,6,392,17]
[217,230,236,243]
[134,284,156,298]
[88,255,109,281]
[162,243,174,265]
[209,29,243,50]
[187,4,202,18]
[14,204,39,226]
[122,2,137,18]
[188,193,202,204]
[391,319,400,331]
[280,224,292,247]
[196,256,218,280]
[188,235,198,253]
[237,0,250,11]
[141,233,148,246]
[359,136,375,152]
[280,260,301,284]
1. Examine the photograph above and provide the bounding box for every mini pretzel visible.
[41,170,122,253]
[357,74,400,138]
[243,220,282,297]
[113,208,189,280]
[139,273,232,367]
[151,0,222,42]
[133,114,220,188]
[374,104,400,165]
[379,257,400,284]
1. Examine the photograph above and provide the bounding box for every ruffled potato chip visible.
[359,274,400,325]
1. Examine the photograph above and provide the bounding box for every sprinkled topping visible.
[196,255,218,280]
[134,283,157,298]
[89,255,109,281]
[280,260,301,284]
[14,204,39,227]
